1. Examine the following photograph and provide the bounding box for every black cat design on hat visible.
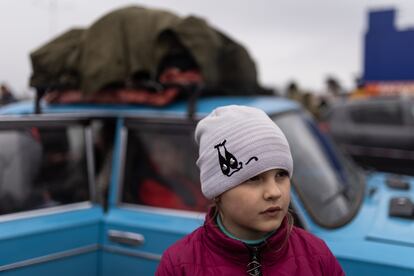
[214,139,258,177]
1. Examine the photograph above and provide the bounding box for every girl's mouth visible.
[260,206,282,215]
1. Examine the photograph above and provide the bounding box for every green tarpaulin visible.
[30,6,259,95]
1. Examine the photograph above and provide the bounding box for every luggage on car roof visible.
[29,5,262,98]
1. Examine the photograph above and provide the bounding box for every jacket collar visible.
[202,207,291,265]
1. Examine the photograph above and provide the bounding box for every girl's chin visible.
[254,220,283,233]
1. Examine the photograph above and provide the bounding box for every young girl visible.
[156,105,345,276]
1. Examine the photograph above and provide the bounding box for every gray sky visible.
[1,0,414,97]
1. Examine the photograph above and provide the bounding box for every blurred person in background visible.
[349,77,367,100]
[302,92,321,120]
[285,81,303,103]
[325,76,347,104]
[0,83,17,105]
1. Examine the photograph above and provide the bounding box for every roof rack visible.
[33,83,274,117]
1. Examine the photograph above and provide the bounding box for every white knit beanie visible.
[195,105,293,199]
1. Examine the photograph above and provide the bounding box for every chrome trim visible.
[0,116,90,129]
[117,203,206,220]
[0,244,99,272]
[101,244,162,261]
[124,117,198,130]
[85,126,97,202]
[108,229,145,246]
[0,202,93,223]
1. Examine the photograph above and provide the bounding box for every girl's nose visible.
[263,178,282,201]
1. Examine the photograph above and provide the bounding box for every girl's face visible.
[218,169,290,240]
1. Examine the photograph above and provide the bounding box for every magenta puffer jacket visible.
[156,210,345,276]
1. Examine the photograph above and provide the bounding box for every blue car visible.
[0,96,413,276]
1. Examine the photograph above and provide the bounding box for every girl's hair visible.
[204,201,220,228]
[262,209,294,254]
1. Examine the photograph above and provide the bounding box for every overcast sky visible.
[1,0,414,97]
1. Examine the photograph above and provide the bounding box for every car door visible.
[100,117,208,276]
[0,116,103,276]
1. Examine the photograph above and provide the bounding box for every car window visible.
[122,124,209,212]
[0,126,90,215]
[274,112,364,228]
[350,101,403,125]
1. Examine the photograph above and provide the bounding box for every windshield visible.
[274,112,365,228]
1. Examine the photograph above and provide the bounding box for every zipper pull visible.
[246,246,262,276]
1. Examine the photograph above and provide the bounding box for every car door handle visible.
[108,230,145,246]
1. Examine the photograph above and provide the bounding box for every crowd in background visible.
[284,76,350,121]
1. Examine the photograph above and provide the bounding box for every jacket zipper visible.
[246,245,262,276]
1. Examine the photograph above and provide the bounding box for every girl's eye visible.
[248,175,260,182]
[275,170,289,179]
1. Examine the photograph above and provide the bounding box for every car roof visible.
[0,96,300,119]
